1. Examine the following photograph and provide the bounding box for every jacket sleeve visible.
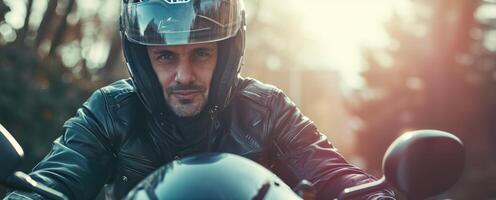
[268,90,395,200]
[4,89,116,200]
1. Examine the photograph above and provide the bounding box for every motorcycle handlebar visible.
[5,171,68,200]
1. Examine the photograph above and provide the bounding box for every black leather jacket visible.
[5,78,394,200]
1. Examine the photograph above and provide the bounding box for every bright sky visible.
[285,0,413,90]
[2,0,414,91]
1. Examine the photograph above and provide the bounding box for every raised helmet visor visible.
[121,0,243,46]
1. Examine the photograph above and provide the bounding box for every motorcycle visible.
[0,123,464,200]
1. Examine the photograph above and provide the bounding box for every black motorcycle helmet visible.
[120,0,246,120]
[124,153,302,200]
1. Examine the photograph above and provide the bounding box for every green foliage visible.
[0,0,123,174]
[0,0,124,196]
[0,44,93,170]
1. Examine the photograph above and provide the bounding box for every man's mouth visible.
[171,90,202,99]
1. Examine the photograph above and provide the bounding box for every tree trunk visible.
[99,31,124,81]
[35,0,58,48]
[48,0,76,57]
[17,0,34,46]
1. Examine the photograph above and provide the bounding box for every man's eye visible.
[158,53,174,61]
[195,50,211,58]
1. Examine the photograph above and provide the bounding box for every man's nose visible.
[174,61,195,84]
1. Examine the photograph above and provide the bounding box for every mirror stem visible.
[336,176,387,200]
[5,171,68,200]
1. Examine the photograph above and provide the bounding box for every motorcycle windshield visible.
[121,0,243,46]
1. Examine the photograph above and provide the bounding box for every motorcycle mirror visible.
[0,123,24,182]
[0,124,68,200]
[382,130,465,199]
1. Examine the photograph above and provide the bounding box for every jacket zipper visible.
[207,105,220,151]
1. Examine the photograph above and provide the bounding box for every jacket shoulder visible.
[77,79,144,134]
[99,79,137,104]
[236,77,283,107]
[99,79,145,126]
[76,79,138,120]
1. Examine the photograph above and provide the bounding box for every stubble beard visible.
[164,87,208,117]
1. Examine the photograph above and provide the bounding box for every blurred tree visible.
[0,43,91,168]
[0,1,8,22]
[242,1,356,157]
[348,0,496,198]
[243,0,311,79]
[0,0,124,173]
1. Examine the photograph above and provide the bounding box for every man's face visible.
[147,42,218,117]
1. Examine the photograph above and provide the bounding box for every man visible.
[6,0,395,199]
